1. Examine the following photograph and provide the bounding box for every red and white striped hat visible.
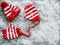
[24,4,40,22]
[1,1,21,21]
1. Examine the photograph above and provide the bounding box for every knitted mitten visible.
[2,23,30,40]
[24,4,40,22]
[24,4,40,28]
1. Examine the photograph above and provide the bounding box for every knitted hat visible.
[1,1,21,21]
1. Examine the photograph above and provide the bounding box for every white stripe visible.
[9,27,12,39]
[25,11,38,19]
[13,6,16,10]
[12,25,15,38]
[25,5,35,12]
[5,8,11,14]
[4,4,10,11]
[11,5,13,10]
[5,5,13,14]
[15,27,18,37]
[26,8,36,15]
[9,23,13,39]
[6,12,12,17]
[6,28,9,39]
[29,14,38,20]
[15,8,19,12]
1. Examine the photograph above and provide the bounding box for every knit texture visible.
[0,0,60,45]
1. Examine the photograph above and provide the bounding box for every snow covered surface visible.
[0,0,60,45]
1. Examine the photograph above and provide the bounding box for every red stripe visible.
[14,7,17,11]
[12,6,14,11]
[12,26,15,38]
[13,26,16,38]
[29,11,38,20]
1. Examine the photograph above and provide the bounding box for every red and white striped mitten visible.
[24,4,40,28]
[1,1,21,21]
[2,23,30,40]
[2,23,23,40]
[24,4,40,22]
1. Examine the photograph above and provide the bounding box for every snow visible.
[0,0,60,45]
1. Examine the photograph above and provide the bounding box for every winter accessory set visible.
[0,1,40,40]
